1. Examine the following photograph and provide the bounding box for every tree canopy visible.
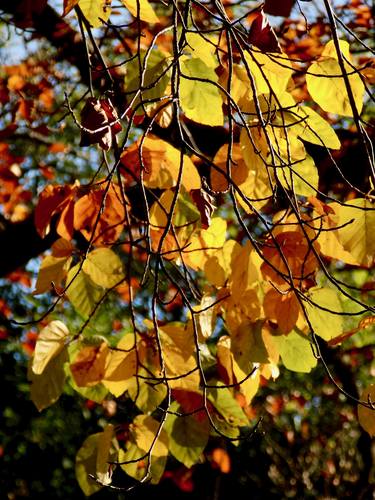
[0,0,374,497]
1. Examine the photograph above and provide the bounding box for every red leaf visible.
[248,10,281,53]
[190,188,216,229]
[264,0,294,18]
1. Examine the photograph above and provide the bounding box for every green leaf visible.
[125,49,171,107]
[179,57,224,126]
[127,368,167,413]
[165,401,210,467]
[29,348,68,411]
[271,329,317,373]
[66,264,106,319]
[277,154,319,197]
[208,383,249,427]
[82,248,124,289]
[306,287,343,341]
[32,320,70,375]
[78,0,111,28]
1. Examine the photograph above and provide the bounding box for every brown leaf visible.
[190,188,216,229]
[248,10,281,53]
[80,98,121,151]
[70,343,109,387]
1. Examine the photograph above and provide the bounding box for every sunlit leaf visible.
[29,349,68,411]
[306,40,364,117]
[33,255,72,295]
[32,320,70,375]
[179,57,224,126]
[271,329,317,373]
[66,264,106,319]
[121,0,159,23]
[82,248,124,289]
[78,0,111,28]
[165,401,210,468]
[358,385,375,437]
[70,342,109,387]
[306,287,343,341]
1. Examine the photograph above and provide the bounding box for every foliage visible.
[0,0,374,497]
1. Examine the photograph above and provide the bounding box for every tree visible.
[0,0,374,497]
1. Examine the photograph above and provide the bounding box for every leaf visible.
[179,58,224,126]
[248,10,281,53]
[243,50,293,96]
[306,287,343,341]
[34,184,75,238]
[127,367,167,413]
[271,329,317,373]
[96,424,115,486]
[208,383,249,427]
[292,106,341,150]
[119,415,169,484]
[78,0,111,28]
[73,183,126,246]
[120,135,201,191]
[184,32,218,68]
[82,248,124,289]
[80,98,121,151]
[159,322,200,391]
[165,401,210,468]
[70,342,109,387]
[33,255,72,295]
[32,320,70,375]
[75,427,117,496]
[306,40,364,117]
[333,199,375,267]
[102,334,138,397]
[358,385,375,437]
[29,348,68,411]
[190,188,216,229]
[66,264,106,319]
[121,0,159,23]
[63,0,79,16]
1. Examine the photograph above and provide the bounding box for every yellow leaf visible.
[120,135,201,191]
[292,106,341,150]
[33,255,71,295]
[32,320,70,375]
[277,154,319,197]
[66,264,106,319]
[159,322,200,391]
[306,287,343,341]
[179,57,224,126]
[102,334,137,397]
[184,32,218,68]
[306,40,364,117]
[204,239,241,288]
[70,342,109,387]
[78,0,111,27]
[131,414,169,457]
[244,50,293,96]
[96,424,115,486]
[333,198,375,267]
[358,385,375,437]
[121,0,159,23]
[82,248,124,289]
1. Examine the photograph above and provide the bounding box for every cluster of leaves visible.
[0,0,374,496]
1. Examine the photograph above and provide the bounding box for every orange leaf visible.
[211,448,231,474]
[70,343,109,387]
[34,184,75,238]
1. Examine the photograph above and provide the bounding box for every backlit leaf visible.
[306,287,343,341]
[33,255,71,295]
[179,57,224,126]
[306,40,364,117]
[121,0,159,23]
[271,329,317,373]
[82,248,124,289]
[358,385,375,437]
[32,320,70,375]
[70,342,109,387]
[29,348,68,411]
[66,264,106,319]
[165,401,210,468]
[78,0,111,28]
